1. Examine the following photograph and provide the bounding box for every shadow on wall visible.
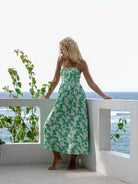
[78,101,96,171]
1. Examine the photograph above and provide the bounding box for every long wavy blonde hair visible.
[59,37,83,63]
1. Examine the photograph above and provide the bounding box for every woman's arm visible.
[82,60,111,99]
[42,56,63,98]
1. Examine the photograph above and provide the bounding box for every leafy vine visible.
[0,50,53,143]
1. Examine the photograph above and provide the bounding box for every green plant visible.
[111,118,127,143]
[0,138,5,144]
[0,49,53,143]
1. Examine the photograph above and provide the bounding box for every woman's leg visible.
[68,154,77,170]
[48,151,63,170]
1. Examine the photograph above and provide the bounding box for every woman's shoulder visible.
[80,59,86,65]
[79,59,87,69]
[57,55,66,66]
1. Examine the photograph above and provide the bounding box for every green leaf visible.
[35,117,39,122]
[17,75,20,81]
[13,129,17,137]
[34,90,40,98]
[28,67,33,74]
[14,140,19,143]
[32,77,36,85]
[25,59,29,63]
[41,87,46,94]
[34,130,39,136]
[31,72,35,76]
[9,129,13,134]
[9,90,14,93]
[10,136,13,143]
[27,131,32,139]
[0,125,3,128]
[0,138,5,144]
[119,118,122,123]
[17,82,22,88]
[7,117,12,124]
[32,121,36,126]
[22,122,26,130]
[13,95,18,99]
[25,64,29,69]
[1,118,5,124]
[34,85,37,89]
[22,59,26,63]
[115,134,120,139]
[124,119,127,125]
[30,89,35,96]
[12,79,16,85]
[26,107,31,114]
[20,55,24,60]
[118,123,123,130]
[23,140,32,142]
[15,88,21,94]
[42,84,47,87]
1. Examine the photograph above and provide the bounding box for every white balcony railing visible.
[0,98,138,184]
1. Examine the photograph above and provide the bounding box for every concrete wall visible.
[0,99,57,165]
[82,99,138,184]
[0,98,138,184]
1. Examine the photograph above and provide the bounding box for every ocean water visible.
[0,91,138,100]
[0,92,138,154]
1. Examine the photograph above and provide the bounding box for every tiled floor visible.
[0,165,127,184]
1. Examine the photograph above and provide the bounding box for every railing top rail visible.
[0,98,138,111]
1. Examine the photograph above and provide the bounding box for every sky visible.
[0,0,138,92]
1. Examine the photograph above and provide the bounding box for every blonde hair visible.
[59,37,83,63]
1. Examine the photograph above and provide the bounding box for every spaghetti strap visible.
[75,63,79,67]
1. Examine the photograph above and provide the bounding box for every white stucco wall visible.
[0,98,138,184]
[83,99,138,184]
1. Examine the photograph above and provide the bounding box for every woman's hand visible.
[41,96,49,99]
[103,96,112,99]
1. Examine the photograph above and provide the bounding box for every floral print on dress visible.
[43,66,88,155]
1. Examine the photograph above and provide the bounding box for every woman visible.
[42,37,111,170]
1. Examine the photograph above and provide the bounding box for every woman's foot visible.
[67,162,76,170]
[67,154,76,170]
[48,158,63,170]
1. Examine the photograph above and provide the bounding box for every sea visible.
[0,91,138,155]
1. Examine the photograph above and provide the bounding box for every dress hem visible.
[43,145,88,155]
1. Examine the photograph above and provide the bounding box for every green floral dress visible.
[43,65,88,155]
